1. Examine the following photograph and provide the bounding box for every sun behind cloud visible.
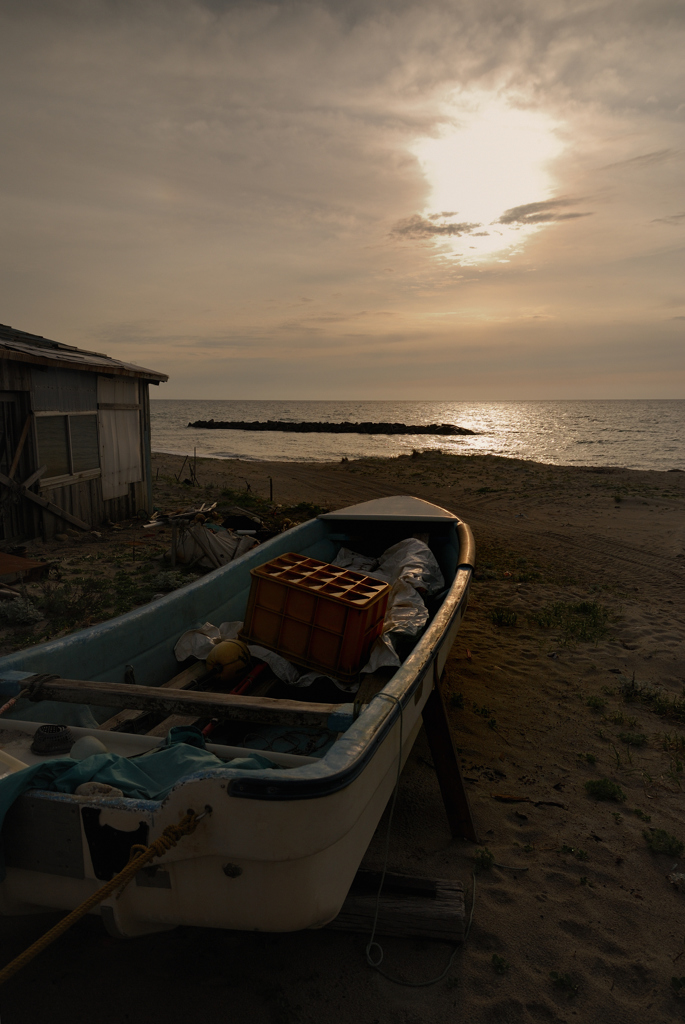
[401,92,572,263]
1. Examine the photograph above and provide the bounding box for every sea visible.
[150,399,684,473]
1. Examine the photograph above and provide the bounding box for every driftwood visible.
[24,675,346,728]
[327,870,465,942]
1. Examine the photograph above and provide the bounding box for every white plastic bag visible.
[373,538,444,595]
[174,620,243,661]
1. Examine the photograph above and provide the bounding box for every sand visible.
[1,449,685,1024]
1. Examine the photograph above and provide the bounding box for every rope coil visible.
[0,808,208,986]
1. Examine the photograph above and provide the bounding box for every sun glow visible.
[410,93,565,263]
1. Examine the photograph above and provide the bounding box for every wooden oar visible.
[99,662,209,732]
[24,675,348,729]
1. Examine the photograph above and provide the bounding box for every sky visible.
[1,0,684,399]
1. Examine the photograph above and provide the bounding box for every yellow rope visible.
[0,809,204,987]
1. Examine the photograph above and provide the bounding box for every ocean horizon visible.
[150,399,684,474]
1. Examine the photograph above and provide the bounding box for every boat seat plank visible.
[146,665,281,737]
[146,714,199,737]
[99,662,209,732]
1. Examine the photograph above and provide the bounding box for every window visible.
[35,414,100,479]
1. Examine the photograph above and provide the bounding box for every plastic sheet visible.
[371,538,444,595]
[382,578,429,639]
[171,525,258,570]
[331,548,379,574]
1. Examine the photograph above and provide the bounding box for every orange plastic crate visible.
[240,552,390,683]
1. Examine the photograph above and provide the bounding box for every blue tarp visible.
[0,727,275,880]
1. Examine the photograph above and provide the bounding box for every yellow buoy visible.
[206,639,252,685]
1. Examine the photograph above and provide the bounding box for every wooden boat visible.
[0,496,474,937]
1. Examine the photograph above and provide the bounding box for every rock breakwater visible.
[187,419,475,436]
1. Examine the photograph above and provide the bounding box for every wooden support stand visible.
[327,870,465,942]
[421,666,478,843]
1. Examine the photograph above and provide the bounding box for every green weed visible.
[532,601,610,645]
[643,829,684,857]
[491,954,510,975]
[560,845,588,861]
[633,808,651,823]
[473,848,495,873]
[584,778,626,802]
[550,971,578,996]
[619,732,647,747]
[661,733,685,753]
[152,570,200,592]
[586,696,606,711]
[491,607,518,627]
[621,678,685,725]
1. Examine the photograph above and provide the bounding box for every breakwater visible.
[187,419,475,436]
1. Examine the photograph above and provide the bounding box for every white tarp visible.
[98,377,142,500]
[171,525,258,570]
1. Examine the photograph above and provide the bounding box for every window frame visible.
[33,409,101,487]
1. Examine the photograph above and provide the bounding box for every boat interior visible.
[0,506,465,774]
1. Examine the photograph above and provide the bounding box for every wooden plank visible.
[0,470,91,531]
[26,676,344,728]
[99,662,209,731]
[8,416,31,480]
[21,465,46,490]
[422,666,478,843]
[326,870,465,942]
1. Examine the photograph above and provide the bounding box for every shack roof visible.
[0,323,168,383]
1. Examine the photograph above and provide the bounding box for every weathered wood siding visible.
[0,362,153,542]
[0,363,40,542]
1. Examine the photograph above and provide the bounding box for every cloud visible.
[654,211,685,226]
[601,149,677,171]
[391,214,481,238]
[497,198,593,226]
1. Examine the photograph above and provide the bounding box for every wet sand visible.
[1,450,685,1024]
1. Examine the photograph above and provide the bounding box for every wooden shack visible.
[0,324,167,543]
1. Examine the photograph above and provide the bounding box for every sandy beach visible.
[1,449,685,1024]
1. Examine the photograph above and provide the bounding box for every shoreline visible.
[152,445,685,475]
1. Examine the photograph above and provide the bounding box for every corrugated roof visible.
[0,324,168,382]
